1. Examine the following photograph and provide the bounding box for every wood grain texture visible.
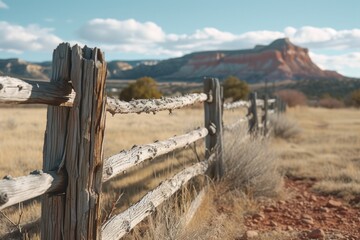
[62,45,107,240]
[0,77,207,114]
[0,171,65,211]
[248,92,259,134]
[103,128,208,182]
[106,93,207,115]
[222,100,249,110]
[41,43,71,240]
[204,78,224,179]
[101,155,214,240]
[0,76,74,106]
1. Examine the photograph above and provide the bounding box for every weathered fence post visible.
[204,78,224,179]
[42,44,107,239]
[248,92,258,133]
[262,94,268,136]
[41,43,71,240]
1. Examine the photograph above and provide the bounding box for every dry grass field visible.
[0,105,359,239]
[274,107,360,201]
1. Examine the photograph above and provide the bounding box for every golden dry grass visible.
[273,107,360,201]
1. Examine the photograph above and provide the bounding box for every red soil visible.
[244,179,360,239]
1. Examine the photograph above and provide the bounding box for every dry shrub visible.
[275,89,307,107]
[269,114,301,139]
[319,97,344,109]
[223,127,283,198]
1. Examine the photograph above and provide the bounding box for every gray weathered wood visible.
[0,171,65,211]
[103,127,208,182]
[223,100,249,110]
[0,76,207,114]
[262,95,268,136]
[101,155,214,240]
[248,92,258,133]
[62,45,107,240]
[0,128,207,211]
[204,78,224,179]
[0,76,74,106]
[106,93,207,115]
[41,43,71,240]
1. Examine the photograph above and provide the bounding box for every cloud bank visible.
[0,21,62,54]
[0,18,360,77]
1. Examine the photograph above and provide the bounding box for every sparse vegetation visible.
[318,95,344,108]
[119,77,162,101]
[223,126,283,198]
[222,76,249,101]
[275,89,307,107]
[350,89,360,107]
[269,114,302,139]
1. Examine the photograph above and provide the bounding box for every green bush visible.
[120,77,162,101]
[350,89,360,107]
[222,76,249,101]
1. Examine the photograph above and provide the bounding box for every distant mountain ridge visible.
[0,38,352,83]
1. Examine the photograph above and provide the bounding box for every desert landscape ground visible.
[0,106,359,239]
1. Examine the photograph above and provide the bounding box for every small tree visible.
[222,76,249,101]
[350,89,360,107]
[120,77,162,101]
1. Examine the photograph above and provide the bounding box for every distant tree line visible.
[118,76,360,109]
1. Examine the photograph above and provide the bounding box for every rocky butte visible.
[112,38,345,83]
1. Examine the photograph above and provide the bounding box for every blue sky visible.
[1,0,360,77]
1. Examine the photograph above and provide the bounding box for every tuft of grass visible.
[269,114,301,139]
[222,126,283,198]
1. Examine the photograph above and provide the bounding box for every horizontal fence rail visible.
[101,154,215,240]
[0,76,74,106]
[103,127,208,182]
[106,93,208,115]
[223,100,249,110]
[0,171,65,211]
[0,77,207,114]
[0,128,208,210]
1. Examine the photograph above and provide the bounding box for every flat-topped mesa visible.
[113,38,347,82]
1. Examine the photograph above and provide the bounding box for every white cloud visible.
[286,26,360,50]
[310,51,360,77]
[0,21,62,54]
[0,0,8,9]
[78,18,166,44]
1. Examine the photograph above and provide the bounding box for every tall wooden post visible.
[204,78,224,179]
[262,95,268,136]
[42,44,107,239]
[41,43,71,240]
[248,92,258,134]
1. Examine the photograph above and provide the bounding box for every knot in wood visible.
[30,169,43,175]
[105,166,113,175]
[3,175,13,180]
[0,192,8,205]
[209,123,217,135]
[206,90,213,103]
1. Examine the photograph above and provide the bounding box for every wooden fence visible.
[0,43,285,240]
